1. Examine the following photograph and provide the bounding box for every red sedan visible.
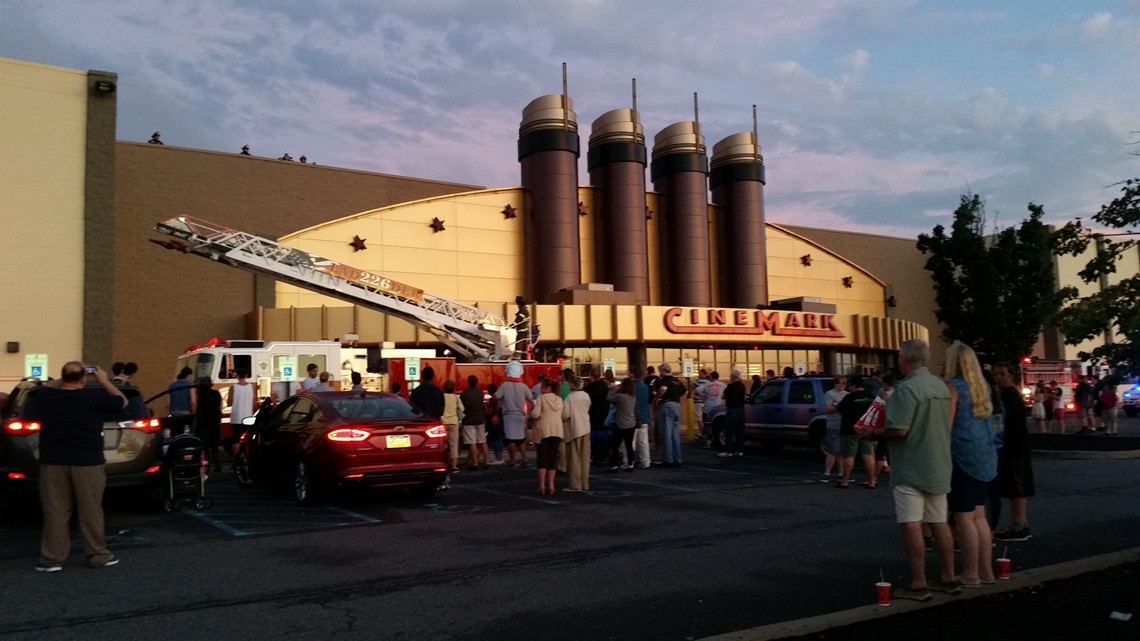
[233,392,448,503]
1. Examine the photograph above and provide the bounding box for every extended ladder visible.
[153,216,517,361]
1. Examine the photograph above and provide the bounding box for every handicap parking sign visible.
[24,354,48,380]
[283,366,294,378]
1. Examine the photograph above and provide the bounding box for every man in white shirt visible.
[300,363,321,391]
[696,371,727,448]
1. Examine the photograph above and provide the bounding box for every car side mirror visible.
[242,415,258,425]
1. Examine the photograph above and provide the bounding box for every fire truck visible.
[1019,358,1078,412]
[153,216,558,419]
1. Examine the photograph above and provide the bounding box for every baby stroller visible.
[161,432,212,512]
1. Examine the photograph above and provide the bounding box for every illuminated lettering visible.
[734,310,748,325]
[784,314,801,328]
[691,309,700,324]
[805,314,818,328]
[708,309,726,325]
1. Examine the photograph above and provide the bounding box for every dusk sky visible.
[3,0,1138,237]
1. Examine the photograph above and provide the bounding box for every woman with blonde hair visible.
[943,341,999,588]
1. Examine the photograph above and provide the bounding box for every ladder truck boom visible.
[152,216,518,361]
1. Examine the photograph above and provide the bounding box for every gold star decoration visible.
[349,235,367,252]
[886,295,898,308]
[800,254,812,266]
[502,204,517,219]
[429,217,446,233]
[842,276,854,288]
[645,206,654,221]
[578,201,588,217]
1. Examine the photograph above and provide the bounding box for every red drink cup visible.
[876,582,892,606]
[996,557,1011,579]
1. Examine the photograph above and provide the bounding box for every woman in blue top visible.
[943,341,999,588]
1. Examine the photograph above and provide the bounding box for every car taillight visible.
[425,425,447,439]
[327,428,371,442]
[125,418,163,434]
[1064,402,1075,411]
[7,472,27,480]
[145,465,161,474]
[4,420,41,435]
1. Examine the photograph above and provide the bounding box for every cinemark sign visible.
[664,308,844,338]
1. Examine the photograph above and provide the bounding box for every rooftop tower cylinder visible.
[588,108,649,304]
[650,121,710,307]
[710,132,768,308]
[518,94,581,302]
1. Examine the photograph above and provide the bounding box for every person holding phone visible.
[21,362,127,572]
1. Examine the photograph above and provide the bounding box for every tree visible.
[1052,176,1140,372]
[916,194,1060,364]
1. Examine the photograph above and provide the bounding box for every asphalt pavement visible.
[1,416,1138,641]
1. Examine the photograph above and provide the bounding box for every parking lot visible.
[0,444,826,556]
[3,430,1140,641]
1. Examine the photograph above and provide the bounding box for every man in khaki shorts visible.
[871,339,960,601]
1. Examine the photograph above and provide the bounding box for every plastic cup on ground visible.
[996,557,1011,579]
[876,582,892,606]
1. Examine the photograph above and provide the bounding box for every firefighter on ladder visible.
[512,296,530,360]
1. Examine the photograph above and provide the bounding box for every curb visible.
[1032,448,1140,460]
[698,546,1140,641]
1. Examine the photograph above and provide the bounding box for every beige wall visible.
[1057,241,1140,361]
[0,58,88,384]
[782,225,943,370]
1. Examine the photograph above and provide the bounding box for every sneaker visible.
[923,536,934,551]
[702,441,712,449]
[35,563,63,573]
[620,464,632,470]
[489,459,504,466]
[819,473,831,483]
[994,527,1032,542]
[893,587,932,602]
[91,556,119,569]
[608,466,620,473]
[733,452,743,457]
[717,452,734,458]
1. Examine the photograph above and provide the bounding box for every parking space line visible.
[456,484,563,505]
[324,505,382,523]
[593,474,702,492]
[182,508,251,537]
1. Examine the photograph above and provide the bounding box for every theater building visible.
[2,56,934,396]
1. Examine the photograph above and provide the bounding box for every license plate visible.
[386,434,411,449]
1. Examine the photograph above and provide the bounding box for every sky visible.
[2,0,1139,238]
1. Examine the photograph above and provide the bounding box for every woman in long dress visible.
[1031,382,1046,433]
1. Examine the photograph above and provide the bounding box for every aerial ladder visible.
[151,216,522,361]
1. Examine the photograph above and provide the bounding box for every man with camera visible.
[21,362,127,572]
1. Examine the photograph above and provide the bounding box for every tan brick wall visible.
[113,143,479,395]
[782,225,944,370]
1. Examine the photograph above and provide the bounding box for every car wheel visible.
[233,450,254,487]
[294,459,319,505]
[410,480,440,499]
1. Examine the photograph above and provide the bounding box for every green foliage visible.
[1053,177,1140,370]
[916,195,1060,364]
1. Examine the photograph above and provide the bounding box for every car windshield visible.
[326,396,424,420]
